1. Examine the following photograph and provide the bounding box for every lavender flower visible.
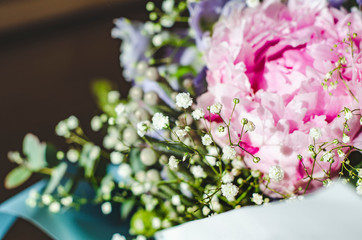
[328,0,346,7]
[193,66,207,96]
[188,0,229,50]
[111,18,149,81]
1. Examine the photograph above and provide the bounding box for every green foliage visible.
[45,143,59,167]
[120,199,136,220]
[23,134,47,171]
[130,209,158,237]
[44,162,68,194]
[5,166,32,189]
[79,143,100,178]
[147,137,196,157]
[129,149,145,173]
[91,79,118,117]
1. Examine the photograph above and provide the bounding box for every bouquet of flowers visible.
[4,0,362,239]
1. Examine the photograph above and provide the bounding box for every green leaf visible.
[45,144,58,167]
[120,199,135,220]
[5,166,32,189]
[147,137,195,157]
[79,143,100,178]
[129,149,144,173]
[174,66,196,79]
[44,162,68,194]
[91,79,118,116]
[23,134,47,171]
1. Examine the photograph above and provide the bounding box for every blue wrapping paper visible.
[0,181,129,240]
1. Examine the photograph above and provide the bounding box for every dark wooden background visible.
[0,0,146,238]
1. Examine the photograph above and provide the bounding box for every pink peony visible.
[352,52,362,112]
[197,0,362,196]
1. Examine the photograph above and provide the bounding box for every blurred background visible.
[0,0,146,238]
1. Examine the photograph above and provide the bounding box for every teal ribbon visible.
[0,181,130,239]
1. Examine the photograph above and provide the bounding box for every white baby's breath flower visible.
[101,202,112,215]
[42,194,52,205]
[66,149,79,163]
[175,92,193,109]
[325,71,332,80]
[231,158,245,170]
[108,90,120,104]
[131,182,145,195]
[60,196,73,206]
[136,235,146,240]
[344,107,353,120]
[322,152,335,162]
[137,120,151,137]
[91,116,102,131]
[358,169,362,178]
[221,183,239,202]
[337,149,345,158]
[309,128,322,140]
[357,185,362,195]
[111,233,126,240]
[246,0,260,8]
[269,165,284,182]
[49,202,61,213]
[89,145,101,160]
[26,198,37,208]
[168,155,179,170]
[251,193,263,205]
[205,146,218,166]
[222,145,236,160]
[117,164,132,179]
[152,113,169,130]
[176,129,187,138]
[152,217,162,229]
[171,195,181,206]
[180,182,192,198]
[115,103,126,116]
[29,189,38,200]
[245,121,256,132]
[202,206,211,216]
[323,179,333,188]
[192,108,205,120]
[140,148,157,166]
[110,151,124,165]
[162,0,174,13]
[152,34,164,47]
[191,165,207,178]
[201,134,213,146]
[145,67,159,81]
[55,121,69,137]
[342,133,350,143]
[251,169,260,178]
[66,115,79,130]
[215,125,227,137]
[160,16,174,28]
[222,172,234,183]
[205,156,217,166]
[210,102,222,114]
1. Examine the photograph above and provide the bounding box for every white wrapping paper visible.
[155,182,362,240]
